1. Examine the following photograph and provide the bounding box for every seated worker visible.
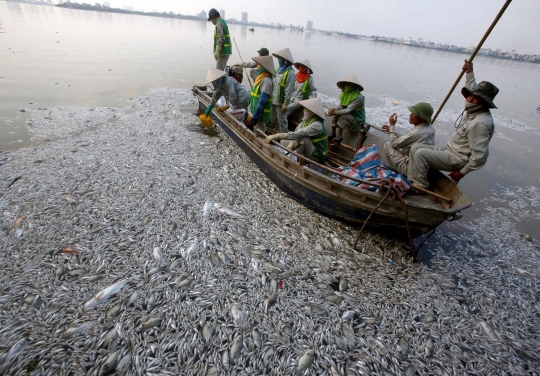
[264,98,328,164]
[285,60,317,119]
[232,47,270,81]
[203,68,250,117]
[271,48,295,133]
[246,55,275,133]
[381,102,435,176]
[229,65,244,84]
[407,60,498,189]
[326,76,367,148]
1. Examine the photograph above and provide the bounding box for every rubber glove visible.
[287,140,300,150]
[205,104,213,116]
[281,102,288,112]
[264,133,287,144]
[214,45,222,61]
[448,171,464,183]
[246,115,258,128]
[218,104,230,112]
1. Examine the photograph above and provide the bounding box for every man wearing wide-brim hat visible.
[326,76,368,148]
[202,68,250,118]
[381,102,436,176]
[264,98,329,164]
[246,55,275,133]
[232,47,270,81]
[408,60,498,189]
[285,60,317,119]
[270,48,296,133]
[208,8,232,70]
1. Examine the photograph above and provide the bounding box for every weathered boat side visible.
[193,86,471,238]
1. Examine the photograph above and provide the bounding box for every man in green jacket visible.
[271,48,296,133]
[208,9,232,70]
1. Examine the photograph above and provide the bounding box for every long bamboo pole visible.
[431,0,512,124]
[233,37,253,89]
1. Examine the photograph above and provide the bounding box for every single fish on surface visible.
[479,321,499,341]
[342,310,356,321]
[295,349,315,375]
[152,247,163,264]
[264,293,277,313]
[147,293,157,312]
[99,350,120,375]
[186,241,198,259]
[425,338,434,357]
[61,194,78,203]
[6,338,26,360]
[231,303,245,326]
[202,199,212,218]
[100,327,118,348]
[202,322,213,345]
[137,316,162,332]
[213,203,244,218]
[12,216,26,229]
[252,328,262,349]
[106,304,121,321]
[116,353,132,374]
[62,322,94,338]
[83,279,130,311]
[230,336,243,360]
[169,258,182,270]
[399,337,409,359]
[339,278,348,291]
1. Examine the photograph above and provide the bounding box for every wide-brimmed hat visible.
[272,48,294,64]
[204,68,226,85]
[461,81,498,109]
[207,8,219,21]
[257,47,269,56]
[408,102,434,123]
[252,56,275,75]
[299,98,325,119]
[337,76,364,92]
[294,60,313,74]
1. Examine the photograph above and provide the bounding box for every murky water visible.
[1,1,539,256]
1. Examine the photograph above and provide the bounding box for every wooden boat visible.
[193,86,471,239]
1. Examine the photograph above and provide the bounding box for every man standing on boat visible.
[326,76,368,149]
[381,102,435,176]
[246,56,275,133]
[270,48,296,133]
[407,61,498,189]
[203,68,250,117]
[264,98,329,164]
[232,47,270,81]
[208,9,231,70]
[285,60,317,118]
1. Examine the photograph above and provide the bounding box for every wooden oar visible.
[232,37,253,89]
[431,0,512,124]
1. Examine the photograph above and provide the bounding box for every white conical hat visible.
[298,98,325,119]
[252,56,276,75]
[337,75,364,92]
[294,59,313,74]
[272,48,294,63]
[204,68,226,85]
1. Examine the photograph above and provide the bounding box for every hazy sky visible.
[105,0,540,54]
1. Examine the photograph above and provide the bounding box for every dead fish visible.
[159,200,169,214]
[6,338,26,360]
[99,350,120,375]
[62,322,94,338]
[100,327,118,348]
[422,313,437,323]
[186,241,198,258]
[137,316,162,332]
[60,245,80,256]
[399,337,409,359]
[341,310,356,321]
[106,305,121,321]
[339,278,348,291]
[221,350,230,368]
[252,328,262,349]
[147,294,157,312]
[213,203,244,218]
[83,279,130,311]
[169,258,182,270]
[362,316,381,325]
[480,321,499,340]
[295,349,315,375]
[12,216,26,229]
[230,336,243,360]
[152,247,163,264]
[202,199,212,218]
[67,268,86,277]
[61,194,78,203]
[209,251,222,266]
[264,293,277,313]
[116,353,132,374]
[231,303,245,326]
[127,291,139,307]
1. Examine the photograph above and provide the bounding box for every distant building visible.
[479,47,492,56]
[241,12,248,24]
[304,20,313,32]
[417,37,423,43]
[220,9,225,19]
[466,46,475,53]
[103,1,110,7]
[198,10,207,20]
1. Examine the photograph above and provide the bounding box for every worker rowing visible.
[264,98,329,164]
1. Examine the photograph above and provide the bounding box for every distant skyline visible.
[101,0,539,55]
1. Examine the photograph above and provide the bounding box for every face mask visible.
[257,66,265,74]
[212,78,222,91]
[278,57,285,67]
[299,67,308,74]
[302,109,314,120]
[211,19,218,25]
[465,101,483,113]
[344,84,355,93]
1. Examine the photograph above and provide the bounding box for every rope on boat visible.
[354,178,417,261]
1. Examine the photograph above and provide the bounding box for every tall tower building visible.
[241,12,248,24]
[220,9,225,19]
[304,20,313,31]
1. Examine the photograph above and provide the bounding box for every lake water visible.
[1,1,539,258]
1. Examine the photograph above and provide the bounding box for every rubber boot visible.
[328,126,337,141]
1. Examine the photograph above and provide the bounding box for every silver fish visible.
[137,316,162,332]
[339,278,348,291]
[202,199,212,218]
[264,293,277,313]
[152,247,163,264]
[295,349,315,375]
[62,322,94,338]
[169,258,182,270]
[425,338,434,357]
[213,203,244,218]
[99,350,120,375]
[252,328,262,349]
[231,303,245,326]
[84,279,130,311]
[230,336,243,360]
[116,353,132,374]
[480,321,499,341]
[147,293,157,312]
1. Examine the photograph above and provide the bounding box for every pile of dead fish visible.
[0,88,538,375]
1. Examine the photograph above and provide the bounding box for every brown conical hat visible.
[298,98,325,120]
[272,48,294,63]
[204,68,226,85]
[337,75,364,92]
[294,59,313,74]
[252,56,275,75]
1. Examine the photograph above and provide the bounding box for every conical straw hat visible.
[204,68,226,85]
[337,75,364,92]
[298,98,326,120]
[294,59,313,74]
[272,48,294,63]
[252,56,276,75]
